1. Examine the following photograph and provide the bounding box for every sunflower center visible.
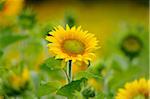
[123,38,141,52]
[62,39,85,55]
[133,94,147,99]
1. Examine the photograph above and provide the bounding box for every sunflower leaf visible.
[0,50,3,58]
[75,71,103,80]
[0,32,28,49]
[37,81,61,96]
[56,78,87,98]
[40,57,62,71]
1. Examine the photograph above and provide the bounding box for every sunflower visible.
[9,68,29,90]
[0,0,24,24]
[0,0,24,16]
[0,96,4,99]
[46,25,99,63]
[121,35,142,60]
[88,78,102,91]
[115,78,150,99]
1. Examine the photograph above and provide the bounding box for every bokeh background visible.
[0,0,149,98]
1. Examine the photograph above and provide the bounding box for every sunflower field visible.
[0,0,149,99]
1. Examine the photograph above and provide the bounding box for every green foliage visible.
[0,1,5,11]
[41,22,54,36]
[108,64,142,91]
[37,81,61,97]
[95,92,106,99]
[75,71,103,80]
[82,88,95,98]
[0,32,28,49]
[17,9,36,29]
[0,50,3,57]
[2,83,29,97]
[57,78,87,98]
[65,13,76,28]
[0,4,148,99]
[40,57,63,71]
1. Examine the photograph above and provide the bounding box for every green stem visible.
[63,68,70,83]
[67,60,72,83]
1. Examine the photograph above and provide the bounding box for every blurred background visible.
[0,0,149,98]
[27,0,149,57]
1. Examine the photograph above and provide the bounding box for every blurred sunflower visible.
[0,96,4,99]
[46,25,99,63]
[88,78,102,91]
[1,68,30,96]
[9,68,29,90]
[0,0,24,16]
[121,35,143,60]
[115,78,150,99]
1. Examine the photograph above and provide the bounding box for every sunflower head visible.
[121,35,142,60]
[0,96,4,99]
[115,78,150,99]
[21,68,30,84]
[88,78,102,91]
[3,68,30,96]
[0,0,24,16]
[46,25,99,63]
[9,68,29,90]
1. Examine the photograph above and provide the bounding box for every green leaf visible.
[0,1,5,11]
[95,92,106,99]
[82,88,95,98]
[75,71,103,80]
[37,81,61,97]
[56,78,87,98]
[108,65,141,91]
[40,57,62,71]
[0,67,10,78]
[0,50,3,58]
[0,33,28,49]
